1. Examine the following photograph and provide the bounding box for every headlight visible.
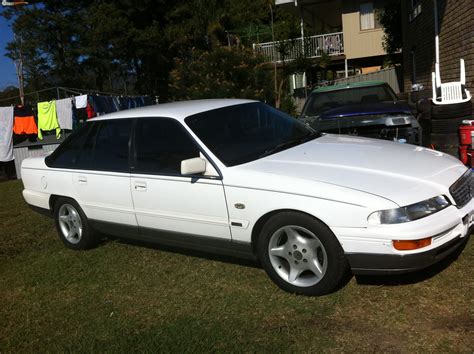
[368,195,451,225]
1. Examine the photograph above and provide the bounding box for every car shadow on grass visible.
[106,235,354,293]
[101,235,468,292]
[107,236,261,269]
[354,237,470,286]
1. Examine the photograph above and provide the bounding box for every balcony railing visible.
[253,32,344,63]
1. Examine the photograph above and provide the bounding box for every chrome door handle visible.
[133,181,147,191]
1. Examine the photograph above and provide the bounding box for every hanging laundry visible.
[144,96,154,106]
[112,96,121,112]
[13,105,37,135]
[86,101,96,119]
[74,94,88,109]
[119,96,128,111]
[105,96,117,113]
[0,106,14,162]
[90,95,117,115]
[55,98,73,130]
[37,101,61,140]
[89,95,102,115]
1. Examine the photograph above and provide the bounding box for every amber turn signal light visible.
[393,237,432,250]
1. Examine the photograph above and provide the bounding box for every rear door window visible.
[46,123,95,169]
[46,119,132,172]
[133,118,200,175]
[91,119,132,172]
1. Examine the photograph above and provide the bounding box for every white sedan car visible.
[21,99,473,295]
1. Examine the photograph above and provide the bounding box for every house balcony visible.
[253,32,344,63]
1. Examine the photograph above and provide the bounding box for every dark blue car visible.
[300,81,421,145]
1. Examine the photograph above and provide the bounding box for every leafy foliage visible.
[169,46,273,102]
[379,0,402,56]
[2,0,303,106]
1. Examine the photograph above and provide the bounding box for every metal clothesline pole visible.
[0,87,61,103]
[60,86,144,97]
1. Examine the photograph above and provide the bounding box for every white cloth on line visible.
[0,106,14,162]
[74,94,88,109]
[55,98,73,130]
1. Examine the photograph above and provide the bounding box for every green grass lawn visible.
[1,179,473,352]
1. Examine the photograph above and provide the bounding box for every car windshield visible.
[302,84,397,117]
[185,102,319,167]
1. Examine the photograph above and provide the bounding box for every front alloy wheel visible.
[258,212,349,296]
[268,225,328,287]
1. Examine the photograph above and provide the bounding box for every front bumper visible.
[335,197,474,275]
[347,232,470,275]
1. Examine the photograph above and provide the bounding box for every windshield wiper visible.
[299,130,321,143]
[258,131,321,159]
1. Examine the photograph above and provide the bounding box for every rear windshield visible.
[302,84,397,117]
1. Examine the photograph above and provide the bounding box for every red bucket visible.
[459,125,474,145]
[459,145,469,164]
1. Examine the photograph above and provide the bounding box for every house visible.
[254,0,392,87]
[401,0,473,104]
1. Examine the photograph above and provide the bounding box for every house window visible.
[409,0,422,21]
[360,2,381,30]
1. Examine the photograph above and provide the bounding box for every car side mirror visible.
[181,157,207,175]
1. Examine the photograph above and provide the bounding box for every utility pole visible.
[269,1,278,108]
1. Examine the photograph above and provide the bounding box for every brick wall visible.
[401,0,474,102]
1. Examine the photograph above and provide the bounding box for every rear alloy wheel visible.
[58,203,83,245]
[54,198,97,250]
[258,212,348,296]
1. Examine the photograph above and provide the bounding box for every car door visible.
[130,117,231,240]
[72,119,137,230]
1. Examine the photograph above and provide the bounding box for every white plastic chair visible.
[432,59,472,105]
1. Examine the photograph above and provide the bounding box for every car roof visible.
[311,81,387,93]
[91,98,257,122]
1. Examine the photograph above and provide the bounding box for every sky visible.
[0,10,17,90]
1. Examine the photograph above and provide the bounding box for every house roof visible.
[311,81,387,93]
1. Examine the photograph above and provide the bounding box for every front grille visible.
[449,171,472,208]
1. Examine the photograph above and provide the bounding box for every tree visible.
[1,0,301,106]
[169,45,273,103]
[379,0,402,57]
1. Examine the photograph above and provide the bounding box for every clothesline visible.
[61,87,152,99]
[0,91,154,162]
[0,86,154,104]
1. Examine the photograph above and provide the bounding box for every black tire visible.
[418,117,431,146]
[430,132,459,147]
[416,99,432,116]
[431,101,472,120]
[53,197,97,250]
[257,211,349,296]
[431,116,469,134]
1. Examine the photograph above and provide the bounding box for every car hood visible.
[238,134,467,206]
[320,101,412,120]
